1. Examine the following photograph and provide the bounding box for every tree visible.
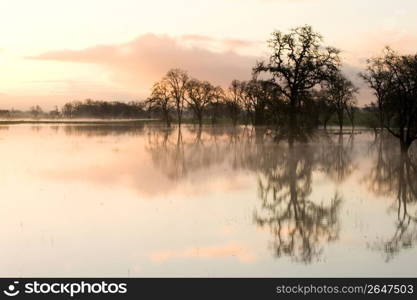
[321,71,358,131]
[243,77,277,125]
[163,68,189,126]
[360,51,393,130]
[62,103,74,118]
[312,89,335,129]
[185,79,215,127]
[49,106,60,118]
[60,99,146,119]
[30,105,43,119]
[224,80,245,125]
[254,25,340,130]
[208,86,225,124]
[361,48,417,151]
[147,81,173,127]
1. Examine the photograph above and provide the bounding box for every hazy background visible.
[1,0,417,109]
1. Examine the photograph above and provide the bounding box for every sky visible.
[0,0,417,109]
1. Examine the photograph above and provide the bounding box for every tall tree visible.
[163,68,189,126]
[185,79,215,127]
[208,86,225,124]
[321,71,358,131]
[361,48,417,151]
[312,89,335,129]
[254,25,340,130]
[147,81,173,127]
[243,77,277,125]
[360,52,393,130]
[225,80,245,125]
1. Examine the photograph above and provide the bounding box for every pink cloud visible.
[28,34,259,92]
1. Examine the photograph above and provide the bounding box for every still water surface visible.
[0,123,416,277]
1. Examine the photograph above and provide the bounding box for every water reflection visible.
[144,125,354,263]
[3,124,417,276]
[319,132,356,183]
[367,134,417,261]
[62,124,146,136]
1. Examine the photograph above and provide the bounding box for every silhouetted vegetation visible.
[319,71,358,131]
[2,25,417,151]
[254,25,341,131]
[61,99,146,119]
[361,48,417,152]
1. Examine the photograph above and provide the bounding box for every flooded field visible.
[0,123,416,277]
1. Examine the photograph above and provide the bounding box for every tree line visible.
[145,26,358,132]
[1,25,415,151]
[0,100,148,119]
[146,25,417,151]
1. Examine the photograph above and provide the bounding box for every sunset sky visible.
[1,0,417,109]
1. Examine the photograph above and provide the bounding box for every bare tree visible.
[254,25,340,130]
[243,77,277,125]
[360,51,393,130]
[321,71,358,132]
[163,69,189,126]
[185,79,215,127]
[147,81,173,127]
[312,89,335,129]
[30,105,43,119]
[208,86,225,124]
[361,48,417,151]
[224,80,245,125]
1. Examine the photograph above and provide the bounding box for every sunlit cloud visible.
[29,34,260,93]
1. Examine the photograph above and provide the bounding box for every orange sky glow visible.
[1,0,417,109]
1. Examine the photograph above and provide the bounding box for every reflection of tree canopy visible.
[62,123,146,137]
[145,125,242,180]
[318,132,356,183]
[367,134,417,261]
[253,140,342,263]
[365,133,399,196]
[145,125,348,263]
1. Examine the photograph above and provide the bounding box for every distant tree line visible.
[0,101,147,119]
[61,99,146,118]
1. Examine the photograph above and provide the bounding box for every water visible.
[0,123,416,277]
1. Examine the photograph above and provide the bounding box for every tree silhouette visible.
[184,79,216,127]
[163,69,189,126]
[320,71,358,132]
[147,81,174,127]
[254,25,340,131]
[361,48,417,151]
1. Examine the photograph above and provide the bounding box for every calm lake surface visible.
[1,123,416,277]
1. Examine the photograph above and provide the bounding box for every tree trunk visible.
[198,113,203,127]
[163,110,171,127]
[177,100,182,126]
[338,111,344,132]
[400,140,409,153]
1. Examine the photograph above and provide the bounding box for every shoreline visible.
[0,119,157,125]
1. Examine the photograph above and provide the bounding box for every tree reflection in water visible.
[366,134,417,261]
[145,125,352,263]
[253,135,343,263]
